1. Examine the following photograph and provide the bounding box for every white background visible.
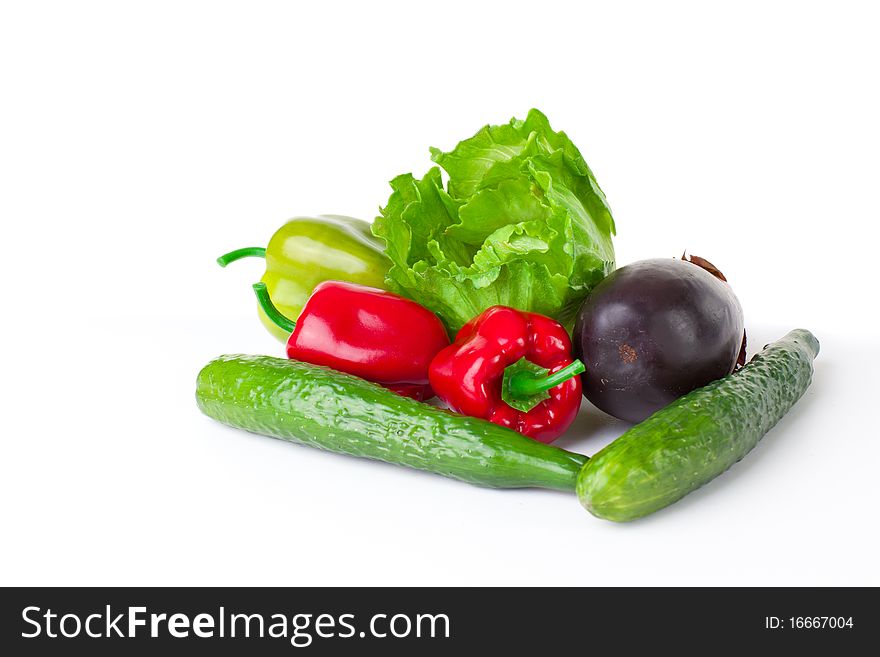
[2,1,878,586]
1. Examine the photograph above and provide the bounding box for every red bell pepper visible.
[254,281,449,401]
[429,306,585,443]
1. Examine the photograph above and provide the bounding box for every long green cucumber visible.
[196,355,587,490]
[576,329,819,521]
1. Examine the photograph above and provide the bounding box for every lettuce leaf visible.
[373,109,616,334]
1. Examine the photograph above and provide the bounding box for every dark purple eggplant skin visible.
[573,258,744,423]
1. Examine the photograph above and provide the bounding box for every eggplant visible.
[573,257,745,423]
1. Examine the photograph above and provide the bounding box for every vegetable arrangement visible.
[202,110,818,522]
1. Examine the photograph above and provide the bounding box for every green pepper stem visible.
[507,360,586,398]
[216,247,267,267]
[252,282,296,334]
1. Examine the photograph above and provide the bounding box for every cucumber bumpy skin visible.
[576,329,819,522]
[196,355,587,490]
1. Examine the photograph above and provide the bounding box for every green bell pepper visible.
[218,215,391,342]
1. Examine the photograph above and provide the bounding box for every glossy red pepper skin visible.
[429,306,582,442]
[288,281,450,401]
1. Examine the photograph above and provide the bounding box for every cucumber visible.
[576,329,819,521]
[196,355,587,490]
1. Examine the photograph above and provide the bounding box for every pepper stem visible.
[252,282,296,334]
[216,246,267,267]
[507,360,586,398]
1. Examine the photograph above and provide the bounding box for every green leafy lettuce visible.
[372,109,616,334]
